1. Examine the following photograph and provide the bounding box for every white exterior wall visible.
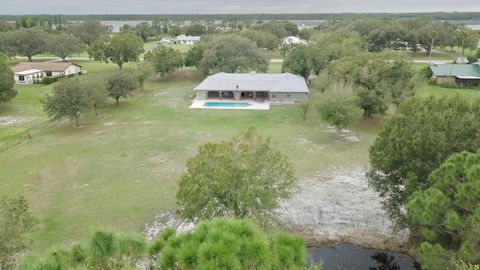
[195,90,208,99]
[64,65,81,76]
[178,40,197,44]
[50,71,63,77]
[14,72,43,84]
[13,65,82,84]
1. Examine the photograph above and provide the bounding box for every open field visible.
[144,41,193,53]
[1,58,479,253]
[0,61,376,252]
[268,61,283,73]
[417,84,480,99]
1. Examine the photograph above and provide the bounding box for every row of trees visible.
[0,21,111,61]
[43,67,147,127]
[320,18,479,55]
[0,28,85,61]
[117,20,300,43]
[367,96,480,268]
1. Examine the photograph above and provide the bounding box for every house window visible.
[46,71,52,77]
[18,75,25,81]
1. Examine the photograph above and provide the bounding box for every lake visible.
[308,244,421,270]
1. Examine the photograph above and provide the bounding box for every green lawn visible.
[2,59,477,253]
[36,51,90,58]
[0,61,376,252]
[268,61,283,73]
[144,41,193,53]
[417,84,480,99]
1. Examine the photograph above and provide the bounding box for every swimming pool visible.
[203,102,252,108]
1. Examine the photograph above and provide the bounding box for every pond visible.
[308,244,421,270]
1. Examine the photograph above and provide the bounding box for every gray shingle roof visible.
[194,72,309,93]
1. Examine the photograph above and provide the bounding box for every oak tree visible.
[177,128,296,226]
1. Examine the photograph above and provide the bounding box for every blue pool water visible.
[203,102,251,108]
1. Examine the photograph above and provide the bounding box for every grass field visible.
[2,58,479,253]
[0,61,377,252]
[268,61,283,73]
[144,41,194,53]
[417,84,480,99]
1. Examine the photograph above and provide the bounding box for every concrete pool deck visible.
[190,99,270,110]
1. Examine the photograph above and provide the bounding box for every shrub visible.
[40,76,59,85]
[157,219,306,270]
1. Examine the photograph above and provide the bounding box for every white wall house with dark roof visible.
[11,62,83,84]
[193,72,309,104]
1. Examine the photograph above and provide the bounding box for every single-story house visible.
[193,72,309,104]
[282,36,307,46]
[158,37,173,45]
[11,62,83,84]
[176,35,201,45]
[430,62,480,87]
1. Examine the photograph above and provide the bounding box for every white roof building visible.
[176,35,201,44]
[282,36,307,46]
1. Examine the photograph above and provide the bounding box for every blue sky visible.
[1,0,480,14]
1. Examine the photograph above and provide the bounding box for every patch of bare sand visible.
[322,126,363,142]
[143,210,194,241]
[278,168,407,250]
[143,168,409,251]
[0,116,32,127]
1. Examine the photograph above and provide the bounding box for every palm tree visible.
[117,235,147,266]
[88,231,117,269]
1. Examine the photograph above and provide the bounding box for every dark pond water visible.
[308,244,421,270]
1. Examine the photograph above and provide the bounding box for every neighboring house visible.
[158,37,173,45]
[176,35,201,45]
[11,62,83,84]
[193,72,309,104]
[282,36,307,46]
[430,62,480,87]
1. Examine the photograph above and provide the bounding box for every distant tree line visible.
[319,17,479,55]
[0,21,109,61]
